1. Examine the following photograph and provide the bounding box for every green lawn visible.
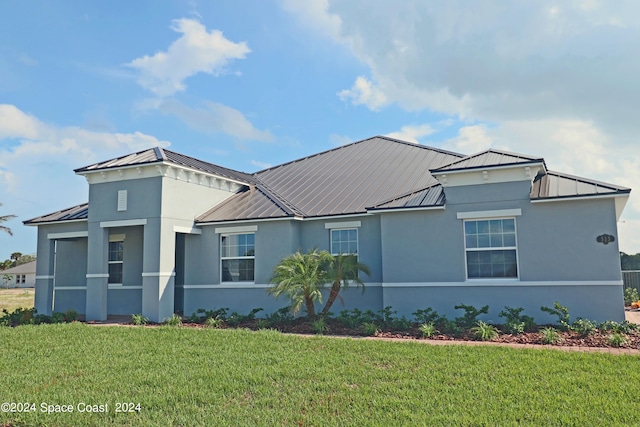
[1,324,640,426]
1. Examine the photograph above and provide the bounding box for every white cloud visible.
[385,124,435,144]
[250,160,272,170]
[328,133,352,146]
[126,18,250,97]
[0,104,172,256]
[338,76,387,110]
[159,99,273,142]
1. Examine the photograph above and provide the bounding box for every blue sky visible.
[1,0,640,257]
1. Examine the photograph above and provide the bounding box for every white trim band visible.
[457,209,522,220]
[182,282,383,289]
[382,280,622,288]
[54,286,87,291]
[173,226,202,235]
[86,274,110,278]
[47,231,88,239]
[108,285,143,290]
[142,272,176,277]
[100,219,147,228]
[215,225,258,234]
[36,275,55,280]
[325,221,361,229]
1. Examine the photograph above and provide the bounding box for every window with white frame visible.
[330,228,358,256]
[108,240,124,284]
[221,233,255,282]
[464,218,518,279]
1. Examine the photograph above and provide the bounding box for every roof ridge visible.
[369,182,442,209]
[431,148,546,172]
[254,135,464,175]
[252,176,307,217]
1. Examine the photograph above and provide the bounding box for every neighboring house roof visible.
[197,136,464,222]
[24,136,632,226]
[431,149,546,173]
[74,147,255,184]
[24,203,89,225]
[2,260,36,275]
[531,171,631,200]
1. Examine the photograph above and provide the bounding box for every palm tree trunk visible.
[305,295,316,321]
[320,282,341,317]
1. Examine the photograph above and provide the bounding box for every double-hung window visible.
[464,218,518,279]
[108,240,124,284]
[330,228,358,256]
[221,233,255,282]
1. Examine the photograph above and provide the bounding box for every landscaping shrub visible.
[204,317,224,329]
[624,287,639,306]
[265,306,294,326]
[498,306,536,334]
[130,314,149,326]
[360,322,378,336]
[540,327,561,344]
[540,302,571,331]
[163,313,182,327]
[418,322,438,338]
[412,307,442,325]
[454,304,490,331]
[608,332,630,347]
[227,308,263,326]
[571,318,597,337]
[311,318,329,335]
[337,308,378,328]
[470,321,499,341]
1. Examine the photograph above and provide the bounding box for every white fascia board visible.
[432,161,546,176]
[457,209,522,220]
[25,218,87,227]
[214,225,258,234]
[325,221,361,229]
[47,231,89,240]
[100,219,147,228]
[367,206,445,214]
[173,226,202,235]
[382,280,622,287]
[532,193,630,221]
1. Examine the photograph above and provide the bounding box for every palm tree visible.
[268,249,333,320]
[0,204,16,236]
[319,254,371,317]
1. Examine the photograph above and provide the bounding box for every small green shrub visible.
[599,320,639,334]
[188,308,229,324]
[418,322,438,338]
[360,322,378,336]
[311,318,329,335]
[540,327,561,344]
[608,332,630,347]
[338,308,379,328]
[470,321,499,341]
[412,308,441,324]
[454,304,490,330]
[390,316,412,332]
[571,318,597,337]
[624,287,639,306]
[255,319,270,330]
[265,306,294,325]
[0,307,37,327]
[227,308,263,326]
[63,309,79,322]
[498,306,536,335]
[540,302,571,331]
[204,317,224,329]
[130,314,149,326]
[377,306,397,327]
[51,312,66,324]
[163,313,183,327]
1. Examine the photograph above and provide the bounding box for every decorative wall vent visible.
[117,190,127,212]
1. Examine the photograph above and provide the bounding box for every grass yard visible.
[0,288,34,312]
[1,324,640,427]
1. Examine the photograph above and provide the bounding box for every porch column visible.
[85,222,109,321]
[34,231,55,316]
[142,219,175,323]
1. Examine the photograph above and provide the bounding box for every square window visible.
[464,218,518,279]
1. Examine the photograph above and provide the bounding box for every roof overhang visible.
[431,161,546,187]
[531,192,630,221]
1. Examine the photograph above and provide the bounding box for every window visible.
[108,241,124,284]
[464,218,518,279]
[16,275,24,284]
[330,228,358,256]
[221,233,255,282]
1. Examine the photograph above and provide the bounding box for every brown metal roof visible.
[368,184,445,211]
[197,186,297,223]
[248,136,463,218]
[531,171,631,200]
[23,203,88,225]
[74,147,254,184]
[432,149,545,173]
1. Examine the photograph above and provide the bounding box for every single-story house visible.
[24,136,630,323]
[2,260,36,288]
